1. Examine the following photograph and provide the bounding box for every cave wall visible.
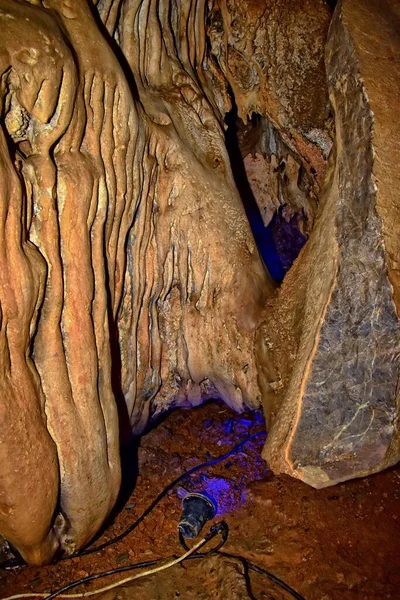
[110,0,273,432]
[0,0,398,565]
[206,0,332,185]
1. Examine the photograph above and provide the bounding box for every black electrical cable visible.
[246,561,306,600]
[41,522,306,600]
[179,534,306,600]
[1,430,266,569]
[222,555,306,600]
[44,558,159,599]
[66,429,266,559]
[178,520,228,555]
[42,522,228,600]
[2,429,307,600]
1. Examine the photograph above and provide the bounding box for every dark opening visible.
[224,104,308,284]
[326,0,338,11]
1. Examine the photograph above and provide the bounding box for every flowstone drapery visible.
[0,0,399,565]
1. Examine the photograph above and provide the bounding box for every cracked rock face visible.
[0,0,399,565]
[262,0,400,487]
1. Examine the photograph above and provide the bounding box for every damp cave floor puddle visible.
[1,401,399,600]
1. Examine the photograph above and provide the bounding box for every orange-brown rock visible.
[206,0,332,184]
[0,0,272,563]
[262,0,400,487]
[0,0,399,566]
[0,0,132,563]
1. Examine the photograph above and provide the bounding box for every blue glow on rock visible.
[201,477,235,515]
[177,407,268,516]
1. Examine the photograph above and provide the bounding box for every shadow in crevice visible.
[102,284,140,535]
[326,0,338,10]
[224,104,286,283]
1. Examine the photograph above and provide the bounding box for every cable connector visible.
[178,493,217,539]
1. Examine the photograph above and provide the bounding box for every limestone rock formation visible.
[206,0,332,184]
[0,0,398,565]
[0,0,271,564]
[262,0,400,487]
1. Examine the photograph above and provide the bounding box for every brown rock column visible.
[0,0,138,562]
[263,0,400,487]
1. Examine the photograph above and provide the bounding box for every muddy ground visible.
[1,401,399,599]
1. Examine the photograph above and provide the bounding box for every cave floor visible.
[1,402,399,600]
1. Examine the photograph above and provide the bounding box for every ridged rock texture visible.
[0,0,398,564]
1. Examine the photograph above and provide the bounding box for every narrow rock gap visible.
[326,0,338,10]
[223,100,311,284]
